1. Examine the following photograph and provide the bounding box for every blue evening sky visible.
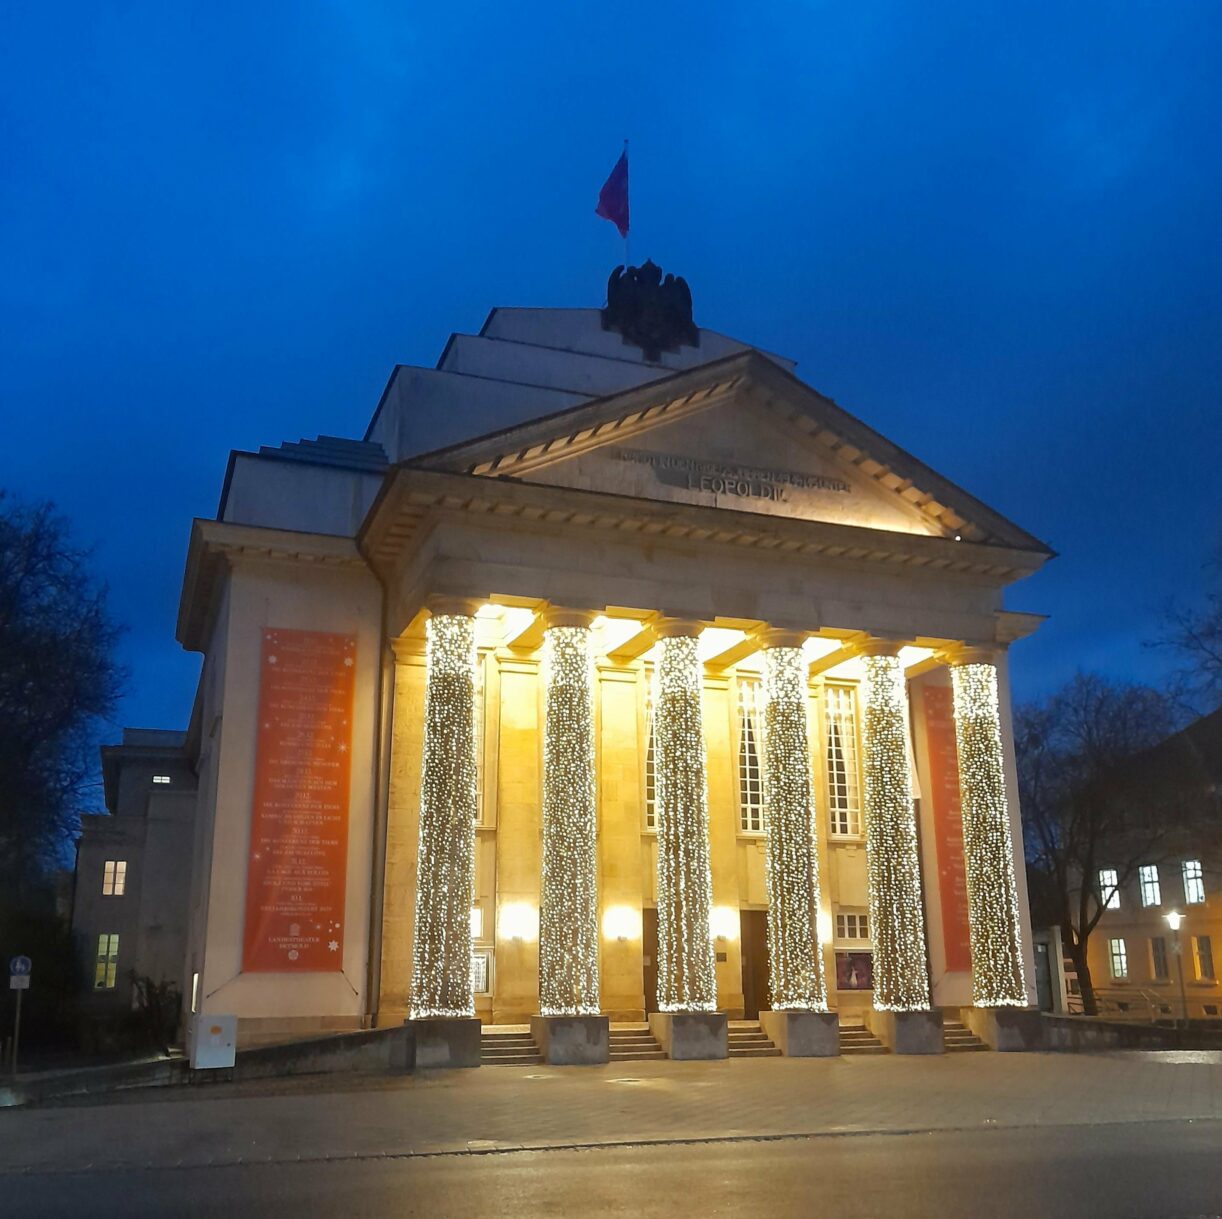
[2,3,1220,753]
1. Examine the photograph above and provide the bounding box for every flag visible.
[595,149,629,238]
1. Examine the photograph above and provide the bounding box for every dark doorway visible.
[643,907,659,1013]
[740,909,769,1019]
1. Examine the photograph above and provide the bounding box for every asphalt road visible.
[7,1120,1221,1219]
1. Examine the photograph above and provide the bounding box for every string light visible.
[653,633,718,1012]
[762,646,829,1011]
[539,625,601,1016]
[408,613,478,1020]
[951,662,1027,1007]
[860,653,931,1012]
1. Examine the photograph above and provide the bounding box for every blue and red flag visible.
[595,148,629,238]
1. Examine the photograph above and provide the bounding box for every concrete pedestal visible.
[405,1017,482,1069]
[961,1006,1044,1051]
[529,1014,610,1065]
[864,1008,944,1054]
[649,1011,728,1060]
[760,1009,840,1057]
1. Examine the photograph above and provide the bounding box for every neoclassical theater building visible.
[176,268,1051,1055]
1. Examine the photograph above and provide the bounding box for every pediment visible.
[407,351,1051,553]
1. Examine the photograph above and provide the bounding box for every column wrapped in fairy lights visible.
[408,611,478,1019]
[762,643,829,1011]
[539,622,600,1016]
[860,650,931,1012]
[653,629,718,1012]
[950,660,1027,1007]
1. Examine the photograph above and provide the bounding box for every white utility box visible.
[189,1014,237,1070]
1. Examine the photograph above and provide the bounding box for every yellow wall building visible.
[176,281,1052,1049]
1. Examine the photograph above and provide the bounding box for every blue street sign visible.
[9,956,31,977]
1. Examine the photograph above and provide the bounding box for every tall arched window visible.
[737,677,765,833]
[824,684,862,837]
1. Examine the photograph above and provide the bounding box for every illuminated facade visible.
[176,289,1051,1047]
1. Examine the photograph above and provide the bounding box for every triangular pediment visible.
[408,351,1051,552]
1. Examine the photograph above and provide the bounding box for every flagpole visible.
[623,138,630,267]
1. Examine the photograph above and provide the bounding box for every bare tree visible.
[0,494,125,906]
[1017,673,1184,1015]
[1150,535,1222,714]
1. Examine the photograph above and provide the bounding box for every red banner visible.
[922,685,972,972]
[242,629,356,972]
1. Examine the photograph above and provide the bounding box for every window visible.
[737,679,765,833]
[1139,865,1161,908]
[1193,935,1215,981]
[94,934,120,989]
[1151,936,1170,980]
[102,859,127,897]
[835,911,870,943]
[643,684,657,831]
[152,774,171,785]
[1108,938,1128,980]
[473,653,486,823]
[1183,860,1206,905]
[1099,868,1120,911]
[471,950,491,995]
[825,685,863,837]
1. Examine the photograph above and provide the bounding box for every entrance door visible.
[740,909,769,1019]
[643,907,659,1014]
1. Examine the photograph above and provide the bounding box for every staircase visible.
[838,1022,889,1055]
[480,1026,543,1066]
[728,1021,781,1058]
[609,1024,666,1061]
[943,1018,989,1052]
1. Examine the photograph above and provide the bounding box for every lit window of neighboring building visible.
[1108,938,1128,980]
[1150,936,1170,980]
[94,934,120,989]
[1139,865,1161,908]
[1099,868,1120,911]
[737,678,764,833]
[836,911,870,943]
[1183,860,1206,905]
[1193,935,1215,981]
[152,774,171,785]
[102,859,126,897]
[825,685,863,837]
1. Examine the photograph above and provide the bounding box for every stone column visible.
[538,610,600,1016]
[859,643,932,1013]
[408,600,479,1022]
[652,620,718,1013]
[949,653,1027,1007]
[760,631,828,1011]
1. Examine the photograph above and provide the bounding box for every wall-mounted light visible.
[499,901,538,943]
[602,905,641,943]
[710,906,740,943]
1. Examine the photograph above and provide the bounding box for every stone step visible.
[728,1046,782,1058]
[944,1042,990,1052]
[481,1055,543,1066]
[482,1035,537,1045]
[609,1049,667,1061]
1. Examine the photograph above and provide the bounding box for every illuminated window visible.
[643,681,657,831]
[1099,868,1120,911]
[1108,938,1128,980]
[94,934,120,989]
[1150,936,1170,980]
[1193,935,1215,981]
[1139,865,1161,908]
[471,950,491,995]
[102,860,127,897]
[737,678,765,833]
[835,911,870,943]
[152,774,171,785]
[1183,860,1205,905]
[825,685,863,837]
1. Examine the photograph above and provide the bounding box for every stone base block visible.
[529,1014,610,1065]
[649,1011,728,1060]
[405,1017,482,1069]
[760,1009,840,1057]
[961,1006,1044,1051]
[864,1007,944,1054]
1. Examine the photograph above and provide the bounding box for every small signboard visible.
[189,1014,237,1070]
[9,956,31,990]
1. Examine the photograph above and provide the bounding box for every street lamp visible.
[1165,911,1189,1029]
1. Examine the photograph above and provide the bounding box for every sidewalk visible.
[3,1049,1222,1176]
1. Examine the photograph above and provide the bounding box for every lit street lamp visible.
[1165,911,1189,1030]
